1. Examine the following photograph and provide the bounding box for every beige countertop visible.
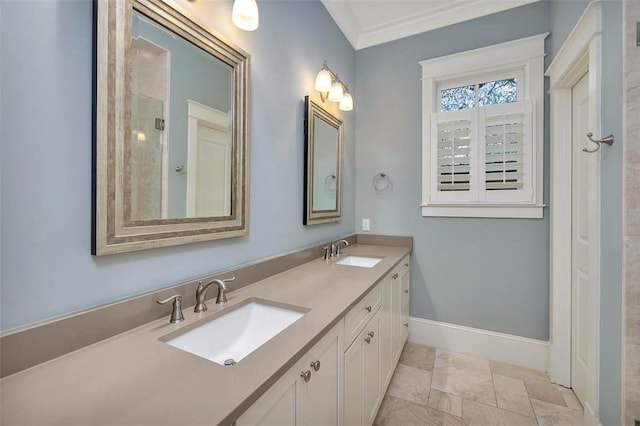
[0,244,410,426]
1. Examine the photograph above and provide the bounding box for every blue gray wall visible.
[596,1,623,424]
[355,2,552,341]
[0,0,356,332]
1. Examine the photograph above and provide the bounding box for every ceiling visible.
[320,0,542,50]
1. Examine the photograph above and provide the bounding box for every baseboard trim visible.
[408,317,549,372]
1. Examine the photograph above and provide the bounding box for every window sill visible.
[420,203,545,219]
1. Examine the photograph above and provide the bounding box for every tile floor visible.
[374,342,584,426]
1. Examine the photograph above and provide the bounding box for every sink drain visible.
[224,359,236,367]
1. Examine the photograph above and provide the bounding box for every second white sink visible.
[163,299,306,366]
[335,255,383,268]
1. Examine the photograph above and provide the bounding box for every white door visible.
[195,123,231,217]
[186,101,232,218]
[570,72,598,416]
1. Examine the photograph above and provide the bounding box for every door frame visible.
[546,0,602,421]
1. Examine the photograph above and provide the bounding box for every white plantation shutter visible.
[431,109,476,202]
[430,102,534,204]
[480,101,533,202]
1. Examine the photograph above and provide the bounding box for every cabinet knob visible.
[311,360,321,372]
[368,331,375,339]
[364,336,371,344]
[404,289,409,294]
[403,322,409,327]
[301,370,311,382]
[365,305,372,313]
[392,273,399,279]
[404,262,409,267]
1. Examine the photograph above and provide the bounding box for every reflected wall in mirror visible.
[94,0,250,255]
[303,96,343,225]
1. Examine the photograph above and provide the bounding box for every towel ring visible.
[373,172,391,192]
[324,173,337,190]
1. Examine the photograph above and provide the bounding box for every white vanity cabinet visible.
[237,254,411,426]
[236,320,344,426]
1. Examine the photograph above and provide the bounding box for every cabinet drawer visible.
[344,284,381,349]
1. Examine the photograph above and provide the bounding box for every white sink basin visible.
[335,255,383,268]
[163,299,306,366]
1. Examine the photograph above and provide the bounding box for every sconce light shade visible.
[315,61,353,111]
[339,92,353,111]
[315,69,332,93]
[232,0,259,31]
[328,81,344,102]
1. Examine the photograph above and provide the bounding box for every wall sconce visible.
[315,61,353,111]
[232,0,259,31]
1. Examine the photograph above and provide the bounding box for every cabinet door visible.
[363,311,381,425]
[391,269,403,361]
[236,358,305,426]
[302,322,343,426]
[379,274,394,390]
[344,336,363,426]
[401,269,410,344]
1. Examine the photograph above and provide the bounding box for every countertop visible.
[0,244,411,426]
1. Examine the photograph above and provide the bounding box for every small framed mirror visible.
[93,0,250,255]
[303,96,343,225]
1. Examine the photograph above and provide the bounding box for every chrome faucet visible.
[334,239,349,256]
[194,277,236,312]
[323,239,350,260]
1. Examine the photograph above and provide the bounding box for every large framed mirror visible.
[93,0,250,255]
[303,96,343,225]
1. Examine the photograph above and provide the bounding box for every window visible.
[420,34,547,218]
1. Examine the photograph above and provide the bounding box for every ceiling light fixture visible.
[232,0,259,31]
[314,61,353,111]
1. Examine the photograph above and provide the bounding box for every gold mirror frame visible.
[303,96,343,225]
[93,0,250,255]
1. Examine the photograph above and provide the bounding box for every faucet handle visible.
[156,295,185,323]
[221,276,236,284]
[322,245,331,260]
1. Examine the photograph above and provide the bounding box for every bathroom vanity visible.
[0,242,410,425]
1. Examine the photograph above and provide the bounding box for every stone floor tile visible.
[431,350,496,407]
[524,380,567,407]
[399,342,436,371]
[436,349,491,373]
[387,363,432,405]
[462,399,538,426]
[374,395,462,426]
[492,373,535,417]
[556,386,583,411]
[489,359,549,384]
[531,398,584,426]
[428,388,463,418]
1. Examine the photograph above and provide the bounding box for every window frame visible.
[420,34,548,219]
